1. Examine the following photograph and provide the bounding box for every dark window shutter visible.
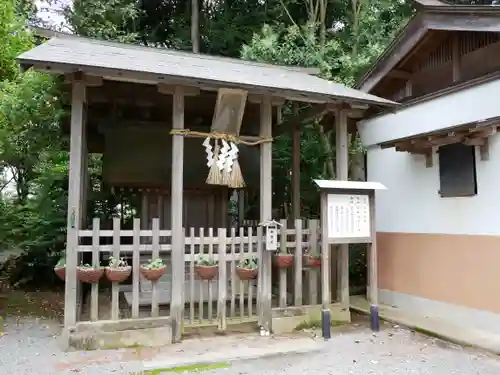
[439,143,477,197]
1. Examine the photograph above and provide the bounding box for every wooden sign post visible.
[314,179,387,338]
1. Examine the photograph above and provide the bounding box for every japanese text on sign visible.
[327,194,370,238]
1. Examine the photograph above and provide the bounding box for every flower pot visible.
[140,266,167,282]
[77,267,104,284]
[54,267,66,281]
[273,254,294,269]
[303,254,321,268]
[195,265,218,281]
[236,267,258,281]
[106,266,132,283]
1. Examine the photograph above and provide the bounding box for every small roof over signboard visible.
[314,180,387,191]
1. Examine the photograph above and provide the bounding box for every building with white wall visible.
[356,0,500,335]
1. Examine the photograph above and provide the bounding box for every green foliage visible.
[55,257,65,268]
[0,0,412,289]
[195,255,217,267]
[0,71,66,201]
[142,258,166,270]
[78,262,102,269]
[238,255,258,270]
[0,0,33,81]
[242,23,343,80]
[108,256,129,268]
[63,0,141,42]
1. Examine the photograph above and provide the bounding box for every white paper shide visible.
[327,194,370,239]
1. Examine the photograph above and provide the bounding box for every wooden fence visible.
[75,217,323,328]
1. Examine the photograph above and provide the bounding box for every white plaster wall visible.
[368,135,500,235]
[358,77,500,146]
[359,79,500,235]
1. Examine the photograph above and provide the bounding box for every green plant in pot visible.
[303,249,321,268]
[77,262,104,284]
[140,258,167,282]
[273,248,294,269]
[105,256,132,283]
[236,255,258,280]
[54,257,66,281]
[195,255,218,281]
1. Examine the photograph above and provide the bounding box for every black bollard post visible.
[370,304,380,332]
[321,309,331,340]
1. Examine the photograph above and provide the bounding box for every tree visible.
[241,1,412,215]
[0,0,33,81]
[62,0,141,42]
[0,72,65,202]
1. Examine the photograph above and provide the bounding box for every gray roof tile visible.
[18,36,397,107]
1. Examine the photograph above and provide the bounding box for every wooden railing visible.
[75,218,323,326]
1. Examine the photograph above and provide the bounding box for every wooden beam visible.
[452,34,461,82]
[336,110,349,308]
[157,83,200,96]
[291,103,300,220]
[367,191,378,306]
[170,86,185,343]
[64,73,103,87]
[248,94,285,106]
[358,15,428,92]
[405,80,412,97]
[387,69,412,80]
[274,104,329,135]
[64,79,86,332]
[260,96,273,333]
[320,191,330,309]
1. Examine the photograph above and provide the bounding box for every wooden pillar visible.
[320,191,330,309]
[64,80,87,330]
[238,189,245,226]
[170,86,185,342]
[452,34,461,83]
[260,97,273,332]
[291,103,300,220]
[336,110,349,307]
[368,192,378,305]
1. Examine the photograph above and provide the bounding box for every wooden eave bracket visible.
[386,124,499,167]
[64,72,103,87]
[157,83,200,96]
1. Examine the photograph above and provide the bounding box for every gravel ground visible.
[211,328,500,375]
[0,317,143,374]
[2,317,500,374]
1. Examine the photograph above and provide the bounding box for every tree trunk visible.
[191,0,200,53]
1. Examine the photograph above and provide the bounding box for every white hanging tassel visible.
[222,140,234,186]
[219,140,230,186]
[203,137,214,168]
[206,139,222,185]
[228,142,245,189]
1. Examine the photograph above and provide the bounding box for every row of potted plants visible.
[54,253,275,283]
[54,256,166,284]
[54,251,321,284]
[274,251,321,269]
[194,255,259,281]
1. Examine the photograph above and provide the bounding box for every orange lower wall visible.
[377,232,500,314]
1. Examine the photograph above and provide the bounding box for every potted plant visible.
[236,255,258,280]
[54,257,66,281]
[303,250,321,268]
[77,262,104,284]
[273,249,294,269]
[105,256,132,283]
[140,258,167,282]
[194,255,218,281]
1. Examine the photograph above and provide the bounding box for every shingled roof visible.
[356,0,500,92]
[18,35,397,108]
